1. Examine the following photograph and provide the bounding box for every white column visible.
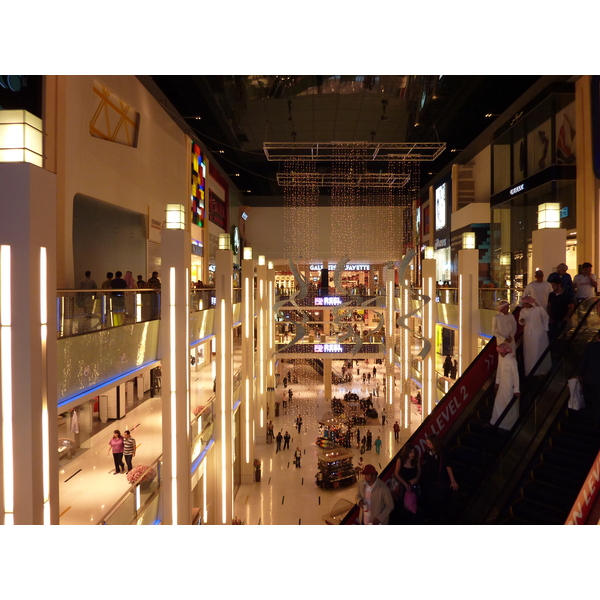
[160,226,191,525]
[267,263,276,423]
[215,244,233,524]
[385,263,395,411]
[0,163,58,525]
[421,259,437,419]
[458,249,480,375]
[256,258,267,438]
[241,250,255,484]
[531,229,567,280]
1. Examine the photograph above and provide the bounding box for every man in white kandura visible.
[490,343,520,431]
[519,295,551,376]
[492,300,517,353]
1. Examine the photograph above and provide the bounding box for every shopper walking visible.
[123,429,136,473]
[519,296,551,376]
[276,431,283,452]
[492,300,517,353]
[366,430,372,451]
[283,431,291,450]
[573,262,597,303]
[355,464,394,525]
[107,430,125,474]
[294,447,302,468]
[79,271,98,317]
[524,270,552,313]
[547,275,575,341]
[296,415,302,433]
[374,436,382,454]
[490,342,520,431]
[393,421,400,442]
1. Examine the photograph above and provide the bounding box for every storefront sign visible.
[314,297,342,306]
[314,344,343,353]
[435,183,447,231]
[434,238,447,250]
[309,264,370,271]
[510,183,525,195]
[209,190,226,229]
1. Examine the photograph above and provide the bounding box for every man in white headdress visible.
[518,295,551,376]
[492,300,517,353]
[490,342,520,430]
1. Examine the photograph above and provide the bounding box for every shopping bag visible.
[567,378,585,410]
[404,489,418,514]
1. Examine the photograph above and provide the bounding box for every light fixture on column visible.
[0,110,43,167]
[258,255,266,266]
[268,261,274,270]
[462,232,476,249]
[243,247,253,260]
[537,203,560,229]
[165,204,185,230]
[424,246,435,260]
[218,233,230,250]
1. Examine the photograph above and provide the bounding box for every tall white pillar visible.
[267,263,276,423]
[385,263,395,411]
[0,163,58,525]
[531,228,567,279]
[421,258,437,419]
[241,249,255,484]
[458,249,480,375]
[215,241,233,524]
[256,258,267,438]
[161,224,191,525]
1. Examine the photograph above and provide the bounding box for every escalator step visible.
[558,416,600,440]
[520,479,576,513]
[457,431,488,451]
[447,445,479,466]
[550,432,599,455]
[531,463,586,492]
[540,446,594,473]
[510,497,566,525]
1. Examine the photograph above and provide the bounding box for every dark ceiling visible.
[150,75,541,204]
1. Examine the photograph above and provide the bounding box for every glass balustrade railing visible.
[100,457,163,525]
[56,288,242,339]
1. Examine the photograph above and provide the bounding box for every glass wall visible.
[492,93,575,194]
[491,180,576,288]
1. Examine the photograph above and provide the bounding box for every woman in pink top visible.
[107,430,125,474]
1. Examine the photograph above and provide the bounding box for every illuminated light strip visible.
[404,393,409,429]
[459,274,463,377]
[427,275,434,417]
[244,277,250,339]
[1,246,14,524]
[245,378,250,463]
[220,297,227,523]
[136,292,141,322]
[40,248,50,523]
[169,267,177,524]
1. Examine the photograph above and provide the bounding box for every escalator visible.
[450,298,600,525]
[341,319,507,524]
[493,316,600,524]
[342,299,599,525]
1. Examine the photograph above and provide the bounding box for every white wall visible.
[52,75,189,287]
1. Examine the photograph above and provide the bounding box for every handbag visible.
[411,483,421,496]
[404,489,418,514]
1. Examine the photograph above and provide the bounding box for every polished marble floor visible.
[58,353,423,525]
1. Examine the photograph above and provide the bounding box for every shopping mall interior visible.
[5,7,600,594]
[2,70,600,532]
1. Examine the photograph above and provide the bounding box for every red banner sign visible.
[564,450,600,525]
